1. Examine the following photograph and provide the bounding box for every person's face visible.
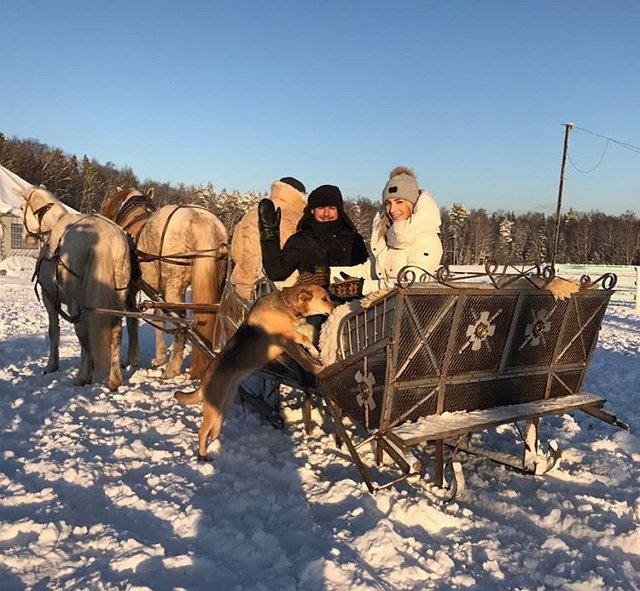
[384,198,414,222]
[311,206,339,222]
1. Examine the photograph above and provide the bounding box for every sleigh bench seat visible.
[387,392,605,447]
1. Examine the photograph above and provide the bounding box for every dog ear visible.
[281,287,311,315]
[280,288,294,309]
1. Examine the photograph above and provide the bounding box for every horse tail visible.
[84,255,117,384]
[190,250,219,379]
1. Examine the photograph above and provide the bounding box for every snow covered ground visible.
[1,266,639,591]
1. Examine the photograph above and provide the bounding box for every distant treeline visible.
[2,133,639,266]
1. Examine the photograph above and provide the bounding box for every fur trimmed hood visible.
[270,180,306,209]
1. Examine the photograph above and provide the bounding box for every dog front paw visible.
[301,346,322,367]
[305,344,321,359]
[307,357,325,375]
[197,453,210,463]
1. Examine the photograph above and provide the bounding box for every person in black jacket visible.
[258,184,369,289]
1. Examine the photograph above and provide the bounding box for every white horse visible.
[20,186,133,390]
[101,188,228,379]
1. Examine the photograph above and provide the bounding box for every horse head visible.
[18,185,64,240]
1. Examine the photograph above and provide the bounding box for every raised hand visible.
[258,198,281,242]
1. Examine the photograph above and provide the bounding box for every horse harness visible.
[22,190,55,241]
[32,215,129,324]
[118,198,228,291]
[114,192,157,235]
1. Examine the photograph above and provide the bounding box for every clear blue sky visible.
[2,0,639,214]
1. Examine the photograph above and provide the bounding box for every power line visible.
[568,139,609,173]
[572,125,640,155]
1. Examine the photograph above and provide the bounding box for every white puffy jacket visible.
[365,191,443,292]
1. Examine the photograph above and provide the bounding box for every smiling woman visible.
[368,166,443,289]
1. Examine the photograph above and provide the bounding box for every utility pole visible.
[551,122,573,268]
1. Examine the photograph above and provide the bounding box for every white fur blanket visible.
[319,289,392,366]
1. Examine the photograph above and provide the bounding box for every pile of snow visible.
[0,255,36,277]
[0,274,638,590]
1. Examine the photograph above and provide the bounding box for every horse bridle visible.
[22,190,54,240]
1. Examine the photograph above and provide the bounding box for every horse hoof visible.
[197,454,210,463]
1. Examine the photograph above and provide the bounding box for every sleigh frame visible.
[315,264,627,495]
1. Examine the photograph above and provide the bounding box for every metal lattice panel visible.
[556,294,608,365]
[443,374,548,413]
[447,294,519,376]
[550,370,584,398]
[323,280,613,436]
[218,290,248,340]
[505,294,567,368]
[321,352,387,430]
[388,385,439,425]
[395,294,457,382]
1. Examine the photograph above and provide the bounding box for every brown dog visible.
[175,285,335,460]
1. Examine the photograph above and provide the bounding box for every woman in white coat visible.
[365,166,443,291]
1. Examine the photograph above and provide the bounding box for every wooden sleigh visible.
[314,263,628,496]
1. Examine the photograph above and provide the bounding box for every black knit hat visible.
[279,176,306,194]
[308,184,344,209]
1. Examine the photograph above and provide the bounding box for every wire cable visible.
[572,125,640,155]
[568,139,610,173]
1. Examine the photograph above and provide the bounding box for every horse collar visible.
[115,194,155,227]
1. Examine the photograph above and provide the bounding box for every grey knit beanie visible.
[382,166,420,205]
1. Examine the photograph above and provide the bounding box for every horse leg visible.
[125,316,140,368]
[163,285,187,379]
[123,286,139,367]
[74,317,93,386]
[152,321,167,369]
[108,316,124,391]
[43,293,60,373]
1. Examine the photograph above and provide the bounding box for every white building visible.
[0,165,39,262]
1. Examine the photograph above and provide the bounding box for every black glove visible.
[328,272,364,300]
[258,198,281,242]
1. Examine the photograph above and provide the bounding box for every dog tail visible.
[174,387,203,406]
[175,346,222,406]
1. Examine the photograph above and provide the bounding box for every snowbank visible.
[0,255,36,277]
[0,276,638,590]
